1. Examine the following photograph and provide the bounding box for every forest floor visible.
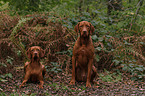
[1,62,145,96]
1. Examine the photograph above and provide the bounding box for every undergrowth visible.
[0,0,145,95]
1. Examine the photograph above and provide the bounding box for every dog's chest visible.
[76,47,90,65]
[29,68,42,81]
[76,46,92,57]
[28,64,42,74]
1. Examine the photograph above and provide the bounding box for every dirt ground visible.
[1,65,145,96]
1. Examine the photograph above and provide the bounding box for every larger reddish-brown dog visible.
[19,46,46,89]
[70,21,97,87]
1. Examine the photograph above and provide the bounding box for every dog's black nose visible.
[83,31,87,34]
[34,53,37,56]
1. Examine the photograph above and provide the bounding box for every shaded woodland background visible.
[0,0,145,95]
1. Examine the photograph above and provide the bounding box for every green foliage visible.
[46,62,62,73]
[0,92,7,96]
[10,93,19,96]
[16,50,22,57]
[0,62,7,67]
[6,56,13,65]
[10,17,31,59]
[50,62,62,73]
[0,1,9,10]
[121,63,145,80]
[48,82,81,93]
[99,69,122,82]
[0,57,13,82]
[0,73,13,82]
[56,49,73,57]
[107,1,145,38]
[113,60,120,66]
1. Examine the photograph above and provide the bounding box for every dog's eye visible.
[31,49,34,51]
[36,49,40,51]
[80,25,83,27]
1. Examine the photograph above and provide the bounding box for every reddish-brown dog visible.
[70,21,97,87]
[19,46,46,89]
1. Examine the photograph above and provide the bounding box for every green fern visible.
[10,18,31,60]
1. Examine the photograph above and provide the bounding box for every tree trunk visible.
[79,0,83,15]
[107,0,122,16]
[139,0,144,6]
[29,0,39,11]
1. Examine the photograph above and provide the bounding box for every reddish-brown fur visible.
[70,21,97,87]
[19,46,46,89]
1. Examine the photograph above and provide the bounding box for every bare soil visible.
[1,65,145,96]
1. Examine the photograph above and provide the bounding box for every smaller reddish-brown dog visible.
[19,46,46,89]
[70,21,97,87]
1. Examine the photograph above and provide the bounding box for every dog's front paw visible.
[39,85,43,89]
[86,82,91,87]
[19,84,23,88]
[70,80,75,85]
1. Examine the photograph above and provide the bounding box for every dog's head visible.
[26,46,45,60]
[74,21,94,37]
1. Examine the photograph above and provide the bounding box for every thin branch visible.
[129,0,144,32]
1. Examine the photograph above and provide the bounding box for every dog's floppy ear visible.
[90,23,95,35]
[74,22,80,33]
[26,48,31,59]
[40,48,45,58]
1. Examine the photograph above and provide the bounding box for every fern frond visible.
[9,18,31,59]
[129,48,145,62]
